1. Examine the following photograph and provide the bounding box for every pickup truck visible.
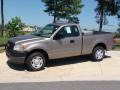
[6,22,115,71]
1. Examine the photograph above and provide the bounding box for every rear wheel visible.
[26,52,46,71]
[92,46,105,61]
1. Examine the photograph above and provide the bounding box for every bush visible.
[0,31,30,46]
[5,17,25,38]
[0,36,8,46]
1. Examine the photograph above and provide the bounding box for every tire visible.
[26,52,46,71]
[91,46,105,61]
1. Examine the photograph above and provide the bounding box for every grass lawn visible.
[112,38,120,51]
[116,39,120,45]
[113,46,120,51]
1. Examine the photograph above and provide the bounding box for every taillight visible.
[112,36,116,44]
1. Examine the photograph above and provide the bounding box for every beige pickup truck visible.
[6,22,115,71]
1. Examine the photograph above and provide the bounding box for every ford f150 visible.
[6,22,115,71]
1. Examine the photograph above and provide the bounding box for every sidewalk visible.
[0,51,120,83]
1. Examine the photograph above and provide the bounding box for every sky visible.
[1,0,119,32]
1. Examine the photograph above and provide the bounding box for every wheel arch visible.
[93,43,107,51]
[25,49,49,62]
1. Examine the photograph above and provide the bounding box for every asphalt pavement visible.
[0,81,120,90]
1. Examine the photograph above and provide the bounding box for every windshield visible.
[33,24,60,38]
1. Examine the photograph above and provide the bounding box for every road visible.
[0,81,120,90]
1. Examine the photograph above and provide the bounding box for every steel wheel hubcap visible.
[31,56,43,69]
[95,49,104,60]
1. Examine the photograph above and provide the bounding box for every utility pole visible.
[0,0,4,36]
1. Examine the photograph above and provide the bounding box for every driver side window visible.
[57,25,80,38]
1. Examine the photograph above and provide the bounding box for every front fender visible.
[25,44,49,54]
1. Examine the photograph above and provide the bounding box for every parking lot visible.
[0,51,120,83]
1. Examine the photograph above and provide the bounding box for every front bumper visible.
[6,49,27,64]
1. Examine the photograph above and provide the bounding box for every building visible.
[22,26,36,32]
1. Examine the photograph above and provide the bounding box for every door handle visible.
[70,40,75,43]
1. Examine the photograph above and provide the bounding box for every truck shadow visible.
[7,61,26,71]
[46,55,111,67]
[7,55,111,71]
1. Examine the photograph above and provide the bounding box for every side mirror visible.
[53,33,65,40]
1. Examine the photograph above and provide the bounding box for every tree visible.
[68,17,80,24]
[5,17,25,37]
[42,0,83,22]
[95,0,120,32]
[117,23,120,34]
[116,0,120,19]
[0,0,4,36]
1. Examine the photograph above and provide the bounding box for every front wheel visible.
[91,46,105,61]
[26,52,46,71]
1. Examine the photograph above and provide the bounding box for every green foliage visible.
[0,37,8,46]
[0,17,27,46]
[0,33,8,46]
[116,0,120,18]
[68,17,80,24]
[0,31,30,46]
[42,0,83,22]
[95,0,120,31]
[5,17,25,38]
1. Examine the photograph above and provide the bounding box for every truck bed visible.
[83,30,112,36]
[93,31,111,34]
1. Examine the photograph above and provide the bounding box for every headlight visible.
[14,44,27,51]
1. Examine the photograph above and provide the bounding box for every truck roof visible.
[51,21,78,26]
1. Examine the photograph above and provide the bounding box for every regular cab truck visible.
[6,22,115,71]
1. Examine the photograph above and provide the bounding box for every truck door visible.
[50,25,82,59]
